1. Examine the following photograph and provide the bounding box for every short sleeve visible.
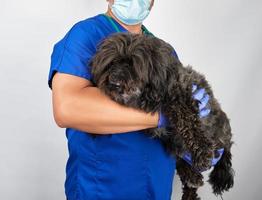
[48,20,97,90]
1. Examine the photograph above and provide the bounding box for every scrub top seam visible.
[56,23,78,73]
[56,35,70,72]
[145,155,151,200]
[53,23,94,82]
[72,139,81,200]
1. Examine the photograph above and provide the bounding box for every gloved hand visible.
[157,84,211,128]
[182,148,225,172]
[157,108,170,128]
[192,84,211,118]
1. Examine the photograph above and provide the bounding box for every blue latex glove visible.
[182,148,225,172]
[157,84,211,128]
[192,84,211,118]
[157,108,170,128]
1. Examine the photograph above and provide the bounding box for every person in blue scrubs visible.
[48,0,211,199]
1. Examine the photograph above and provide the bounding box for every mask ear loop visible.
[108,1,113,9]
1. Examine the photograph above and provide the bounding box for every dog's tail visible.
[208,148,235,196]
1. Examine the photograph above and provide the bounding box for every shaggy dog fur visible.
[89,32,235,200]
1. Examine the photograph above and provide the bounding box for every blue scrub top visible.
[48,13,179,200]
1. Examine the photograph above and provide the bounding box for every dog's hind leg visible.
[176,158,203,200]
[208,148,235,196]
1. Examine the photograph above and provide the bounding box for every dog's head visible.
[90,33,179,110]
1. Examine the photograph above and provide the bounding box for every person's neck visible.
[105,9,143,34]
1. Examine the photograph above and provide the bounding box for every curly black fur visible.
[89,32,234,199]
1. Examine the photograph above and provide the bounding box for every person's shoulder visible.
[60,14,106,48]
[68,14,103,36]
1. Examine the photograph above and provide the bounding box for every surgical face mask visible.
[109,0,151,25]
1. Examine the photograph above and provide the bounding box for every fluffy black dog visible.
[89,32,234,200]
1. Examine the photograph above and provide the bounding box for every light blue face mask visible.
[110,0,151,25]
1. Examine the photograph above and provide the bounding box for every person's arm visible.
[52,72,159,134]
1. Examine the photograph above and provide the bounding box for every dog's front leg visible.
[164,102,215,171]
[188,129,215,171]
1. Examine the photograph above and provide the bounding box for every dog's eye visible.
[114,82,121,86]
[109,81,121,89]
[110,81,120,86]
[109,75,120,84]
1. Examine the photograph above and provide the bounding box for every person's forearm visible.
[60,86,159,134]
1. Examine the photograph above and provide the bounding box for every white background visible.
[0,0,261,199]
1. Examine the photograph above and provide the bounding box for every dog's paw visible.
[192,149,214,171]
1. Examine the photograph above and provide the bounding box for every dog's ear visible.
[89,39,117,84]
[140,46,167,107]
[144,36,183,101]
[89,33,126,83]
